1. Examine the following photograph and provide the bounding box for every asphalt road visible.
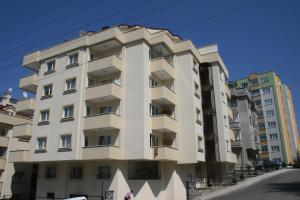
[211,169,300,200]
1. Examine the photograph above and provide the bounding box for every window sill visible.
[41,95,52,100]
[38,121,50,126]
[60,117,74,122]
[44,70,55,76]
[35,149,47,153]
[63,89,77,95]
[58,148,72,152]
[66,63,79,69]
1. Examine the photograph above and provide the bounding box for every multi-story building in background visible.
[0,91,34,197]
[233,72,300,164]
[229,86,259,170]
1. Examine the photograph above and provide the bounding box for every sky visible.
[0,0,299,127]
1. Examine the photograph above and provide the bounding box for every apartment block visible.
[0,91,34,197]
[10,25,238,200]
[229,86,259,169]
[233,72,300,164]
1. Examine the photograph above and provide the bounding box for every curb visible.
[193,169,291,200]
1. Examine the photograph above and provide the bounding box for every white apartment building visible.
[13,25,237,200]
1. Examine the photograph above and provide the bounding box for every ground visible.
[211,169,300,200]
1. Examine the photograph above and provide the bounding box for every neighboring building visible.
[229,86,259,169]
[0,91,34,198]
[12,25,225,200]
[233,72,300,164]
[198,45,238,185]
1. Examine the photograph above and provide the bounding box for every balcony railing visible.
[12,123,33,139]
[152,146,178,161]
[8,150,30,163]
[88,54,122,74]
[84,113,121,131]
[151,57,175,80]
[151,85,176,105]
[151,114,177,133]
[82,145,121,160]
[86,82,121,101]
[19,74,39,93]
[16,98,35,115]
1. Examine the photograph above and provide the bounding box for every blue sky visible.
[0,0,299,127]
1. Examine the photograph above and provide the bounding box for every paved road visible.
[211,169,300,200]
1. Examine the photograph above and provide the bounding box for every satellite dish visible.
[22,91,28,99]
[8,88,13,92]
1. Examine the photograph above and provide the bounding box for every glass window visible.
[98,136,112,146]
[60,135,71,149]
[261,77,269,83]
[46,60,55,72]
[266,110,275,117]
[196,109,201,123]
[40,110,49,122]
[150,44,173,65]
[63,105,74,118]
[195,83,200,96]
[0,147,7,158]
[0,127,6,136]
[270,133,278,140]
[65,78,76,91]
[128,161,159,179]
[198,136,203,151]
[97,166,111,179]
[45,167,56,179]
[268,121,276,128]
[264,99,273,105]
[271,146,280,152]
[262,87,271,94]
[69,53,78,65]
[250,78,258,85]
[43,84,52,96]
[260,134,267,142]
[100,106,112,114]
[70,167,83,179]
[261,145,268,152]
[241,82,248,88]
[36,137,47,150]
[12,172,26,184]
[251,89,260,96]
[255,99,262,106]
[150,104,159,116]
[226,140,230,152]
[150,134,159,147]
[149,77,158,87]
[258,122,265,129]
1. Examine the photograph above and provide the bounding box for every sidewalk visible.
[192,169,291,200]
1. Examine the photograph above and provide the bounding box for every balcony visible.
[19,74,39,93]
[231,140,243,149]
[151,86,176,105]
[86,82,121,102]
[0,137,9,147]
[0,158,5,170]
[16,99,35,116]
[12,123,33,139]
[151,58,174,80]
[8,150,30,163]
[84,113,121,131]
[152,114,177,133]
[229,122,241,130]
[88,55,122,75]
[82,146,121,160]
[152,146,178,161]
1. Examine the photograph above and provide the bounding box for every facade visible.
[198,45,237,184]
[0,91,34,197]
[229,87,259,169]
[11,25,231,200]
[234,72,300,164]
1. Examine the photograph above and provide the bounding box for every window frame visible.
[36,137,47,151]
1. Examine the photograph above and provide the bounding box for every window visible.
[258,122,265,129]
[128,161,159,179]
[251,89,260,96]
[63,105,74,119]
[149,77,158,87]
[150,43,173,65]
[46,60,55,72]
[150,104,159,116]
[0,127,6,136]
[262,87,271,94]
[69,53,78,65]
[194,83,200,98]
[198,137,203,152]
[266,110,275,117]
[36,137,47,150]
[40,110,50,122]
[12,172,25,184]
[99,136,112,146]
[65,78,76,91]
[261,145,268,152]
[273,158,281,163]
[100,106,112,114]
[0,147,6,158]
[250,78,258,85]
[270,133,278,140]
[241,82,248,88]
[150,134,159,147]
[271,146,280,152]
[45,167,56,179]
[257,111,264,117]
[255,99,262,106]
[226,140,230,152]
[60,135,71,149]
[196,109,201,124]
[268,121,276,128]
[264,99,273,105]
[261,77,269,83]
[97,166,111,179]
[43,84,52,97]
[70,167,83,179]
[193,58,199,74]
[47,193,55,199]
[224,115,227,127]
[260,134,267,142]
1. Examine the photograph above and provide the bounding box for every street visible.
[212,169,300,200]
